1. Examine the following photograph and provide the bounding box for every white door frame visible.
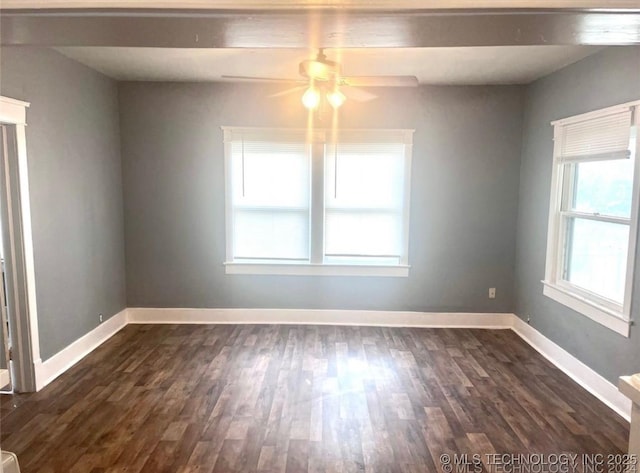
[0,95,40,392]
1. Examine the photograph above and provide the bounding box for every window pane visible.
[232,142,310,207]
[230,140,311,261]
[565,217,629,304]
[325,143,405,209]
[324,142,407,264]
[325,210,402,258]
[233,210,309,260]
[569,154,634,218]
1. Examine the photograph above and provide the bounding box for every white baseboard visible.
[127,307,513,328]
[33,308,128,391]
[30,307,633,422]
[510,315,632,421]
[0,368,9,389]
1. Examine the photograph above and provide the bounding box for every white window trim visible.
[222,127,414,277]
[224,262,410,277]
[543,100,640,337]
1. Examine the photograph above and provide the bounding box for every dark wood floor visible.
[0,324,630,473]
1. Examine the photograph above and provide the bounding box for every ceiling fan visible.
[222,49,419,109]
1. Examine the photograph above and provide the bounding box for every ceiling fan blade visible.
[269,86,308,98]
[341,86,378,102]
[341,76,419,87]
[221,75,306,84]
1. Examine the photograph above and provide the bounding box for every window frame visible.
[542,101,640,337]
[222,127,414,277]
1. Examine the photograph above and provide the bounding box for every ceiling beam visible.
[2,10,639,47]
[2,0,640,9]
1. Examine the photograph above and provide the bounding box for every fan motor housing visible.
[299,59,341,82]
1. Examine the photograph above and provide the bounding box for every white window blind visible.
[228,132,311,261]
[558,108,633,162]
[224,127,413,276]
[324,142,407,265]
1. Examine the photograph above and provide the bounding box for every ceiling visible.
[56,46,602,85]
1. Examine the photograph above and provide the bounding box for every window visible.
[543,102,640,337]
[223,127,413,276]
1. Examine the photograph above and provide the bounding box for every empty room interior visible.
[0,2,640,472]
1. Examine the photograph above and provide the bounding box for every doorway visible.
[0,97,40,393]
[0,204,12,392]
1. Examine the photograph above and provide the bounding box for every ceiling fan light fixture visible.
[327,89,346,109]
[302,87,321,109]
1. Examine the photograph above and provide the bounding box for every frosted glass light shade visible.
[302,87,321,109]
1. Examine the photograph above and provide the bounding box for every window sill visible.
[224,262,410,277]
[542,281,631,337]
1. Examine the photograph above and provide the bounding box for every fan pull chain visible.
[334,143,338,199]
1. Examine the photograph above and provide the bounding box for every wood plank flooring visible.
[0,324,630,473]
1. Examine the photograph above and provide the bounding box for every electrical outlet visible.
[99,313,103,323]
[488,288,496,299]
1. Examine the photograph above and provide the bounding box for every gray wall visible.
[119,82,524,312]
[1,44,637,388]
[0,47,127,361]
[1,45,636,387]
[514,46,640,384]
